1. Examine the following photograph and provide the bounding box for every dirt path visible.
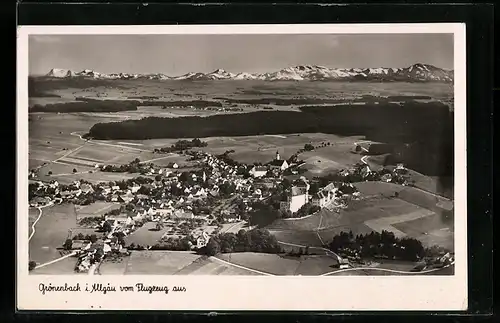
[321,261,455,276]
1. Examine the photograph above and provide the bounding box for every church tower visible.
[276,150,281,161]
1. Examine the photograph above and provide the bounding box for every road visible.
[28,202,54,241]
[321,261,455,276]
[277,241,342,262]
[70,132,149,152]
[221,221,246,234]
[210,256,275,276]
[33,251,78,270]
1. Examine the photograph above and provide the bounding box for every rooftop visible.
[291,186,307,196]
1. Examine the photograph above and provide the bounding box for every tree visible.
[355,145,361,152]
[63,239,73,250]
[48,171,52,175]
[155,174,162,182]
[89,234,98,243]
[102,221,112,233]
[205,239,221,256]
[304,143,314,151]
[73,168,77,173]
[29,261,37,271]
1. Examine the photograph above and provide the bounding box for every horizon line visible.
[30,62,453,77]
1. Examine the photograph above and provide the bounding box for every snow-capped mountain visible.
[46,68,77,78]
[44,63,453,82]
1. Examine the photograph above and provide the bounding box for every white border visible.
[17,24,467,311]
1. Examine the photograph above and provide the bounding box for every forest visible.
[86,101,454,178]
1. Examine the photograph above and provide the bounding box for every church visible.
[268,151,289,171]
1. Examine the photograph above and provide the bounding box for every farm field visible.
[30,256,81,275]
[266,182,454,251]
[217,252,338,275]
[76,202,121,219]
[124,222,169,247]
[106,251,260,275]
[28,204,77,265]
[28,207,40,236]
[269,230,324,247]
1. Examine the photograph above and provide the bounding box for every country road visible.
[277,241,342,262]
[321,261,455,276]
[28,202,54,241]
[70,132,149,152]
[210,256,275,276]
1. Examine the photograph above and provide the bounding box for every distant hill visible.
[39,63,453,83]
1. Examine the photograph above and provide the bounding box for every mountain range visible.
[45,63,453,82]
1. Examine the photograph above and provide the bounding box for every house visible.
[196,231,210,249]
[380,173,392,182]
[110,194,125,203]
[360,164,372,178]
[80,183,94,194]
[339,258,350,269]
[167,162,179,169]
[269,151,289,171]
[105,214,133,226]
[71,240,92,251]
[280,186,309,213]
[250,166,268,178]
[312,183,338,208]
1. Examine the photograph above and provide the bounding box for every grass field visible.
[76,202,121,219]
[29,204,77,264]
[266,182,454,251]
[30,256,80,275]
[217,252,337,275]
[124,222,169,247]
[28,207,40,237]
[102,251,260,275]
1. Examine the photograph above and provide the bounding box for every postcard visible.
[17,23,467,311]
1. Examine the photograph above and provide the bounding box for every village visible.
[28,140,422,274]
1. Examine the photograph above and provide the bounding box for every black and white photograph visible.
[17,24,467,310]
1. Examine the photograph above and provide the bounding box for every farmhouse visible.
[280,186,309,213]
[196,231,210,249]
[250,166,268,178]
[312,183,338,208]
[167,162,179,169]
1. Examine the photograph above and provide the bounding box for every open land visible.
[28,204,77,264]
[28,79,454,275]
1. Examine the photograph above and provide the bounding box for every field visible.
[217,253,338,275]
[266,182,454,253]
[29,204,77,265]
[99,251,260,275]
[75,202,121,219]
[28,79,454,275]
[28,207,40,237]
[30,256,81,275]
[124,222,170,247]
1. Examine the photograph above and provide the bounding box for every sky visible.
[29,34,454,76]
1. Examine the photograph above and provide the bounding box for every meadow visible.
[266,182,454,252]
[28,78,454,275]
[29,204,77,265]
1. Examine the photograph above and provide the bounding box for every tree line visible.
[327,230,446,262]
[201,229,282,256]
[153,138,208,153]
[86,101,453,179]
[30,98,140,113]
